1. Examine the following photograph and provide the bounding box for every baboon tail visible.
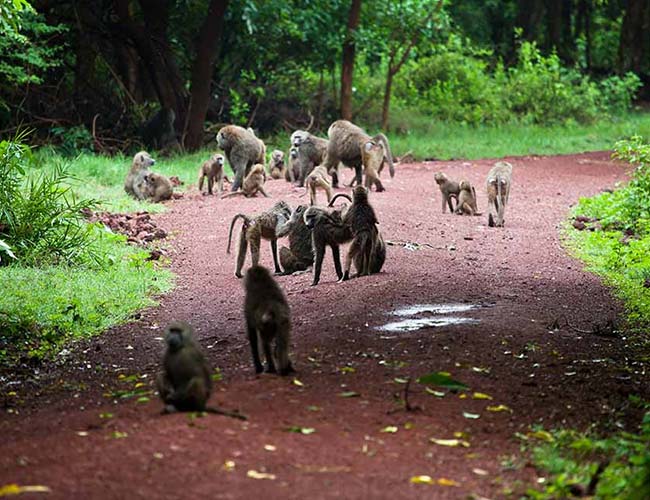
[496,175,503,221]
[198,171,204,191]
[328,193,352,207]
[227,214,250,254]
[373,133,395,178]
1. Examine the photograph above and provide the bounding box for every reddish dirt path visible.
[2,152,646,499]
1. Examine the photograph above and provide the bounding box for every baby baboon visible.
[142,172,173,203]
[227,200,292,278]
[486,161,513,227]
[222,163,269,199]
[216,125,265,192]
[286,147,300,182]
[322,120,395,189]
[303,206,352,286]
[361,141,386,192]
[243,265,294,375]
[268,150,286,179]
[301,165,333,206]
[198,153,226,195]
[329,186,380,281]
[276,205,313,274]
[124,151,155,200]
[141,108,178,152]
[290,130,329,186]
[434,172,460,213]
[455,180,480,216]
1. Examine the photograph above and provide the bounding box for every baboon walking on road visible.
[486,161,513,227]
[216,125,266,192]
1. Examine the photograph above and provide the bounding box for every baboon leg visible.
[280,247,299,274]
[325,186,333,204]
[340,241,357,282]
[311,244,326,286]
[262,338,277,374]
[330,169,339,189]
[331,244,343,280]
[259,186,270,198]
[250,236,261,267]
[353,164,363,187]
[185,376,209,410]
[217,178,223,195]
[207,177,214,195]
[373,176,385,192]
[156,372,173,404]
[441,196,447,214]
[198,175,205,193]
[275,335,294,375]
[270,239,282,274]
[235,230,248,278]
[247,322,263,374]
[447,196,455,213]
[309,187,316,206]
[231,166,244,192]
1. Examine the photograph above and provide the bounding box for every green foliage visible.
[50,125,94,157]
[0,0,33,31]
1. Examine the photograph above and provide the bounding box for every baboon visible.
[216,125,266,192]
[141,108,178,151]
[300,165,333,206]
[247,127,267,165]
[227,201,292,278]
[329,186,380,281]
[455,180,480,216]
[286,147,300,182]
[486,161,513,227]
[156,321,245,419]
[268,150,286,179]
[243,265,294,375]
[355,229,386,275]
[276,205,313,274]
[221,163,269,198]
[290,130,329,186]
[142,172,173,203]
[124,151,155,200]
[361,141,386,192]
[303,206,352,286]
[434,172,460,213]
[322,120,395,189]
[198,153,226,195]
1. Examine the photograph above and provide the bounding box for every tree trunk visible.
[340,0,362,120]
[619,0,650,74]
[381,68,394,131]
[515,0,545,40]
[185,0,230,151]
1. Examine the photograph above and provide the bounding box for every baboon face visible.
[290,147,298,159]
[459,180,471,191]
[164,321,191,352]
[303,206,319,229]
[434,172,447,186]
[352,185,369,202]
[291,131,306,148]
[134,151,155,168]
[213,154,224,167]
[272,150,284,163]
[289,205,307,225]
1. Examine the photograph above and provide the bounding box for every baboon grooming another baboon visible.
[301,165,333,205]
[455,180,480,216]
[268,150,286,179]
[198,153,226,195]
[124,151,155,200]
[156,321,245,419]
[322,120,395,189]
[142,172,173,203]
[244,266,294,375]
[216,125,266,192]
[329,186,381,281]
[222,163,269,198]
[486,161,513,227]
[276,205,313,274]
[227,201,292,278]
[434,172,460,213]
[290,130,329,186]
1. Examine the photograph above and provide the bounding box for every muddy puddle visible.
[378,303,481,333]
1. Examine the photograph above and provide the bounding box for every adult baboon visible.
[290,130,329,186]
[227,201,292,278]
[247,127,267,165]
[434,172,460,213]
[142,172,173,203]
[243,265,294,375]
[221,163,269,198]
[486,161,513,227]
[455,180,480,216]
[322,120,395,189]
[141,108,178,151]
[268,150,286,179]
[124,151,155,200]
[300,165,333,206]
[216,125,266,192]
[198,153,226,195]
[276,205,313,274]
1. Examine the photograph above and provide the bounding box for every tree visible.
[618,0,650,76]
[341,0,362,120]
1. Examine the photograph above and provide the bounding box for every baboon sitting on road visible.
[434,172,460,213]
[276,205,313,274]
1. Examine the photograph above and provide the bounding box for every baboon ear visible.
[364,141,373,152]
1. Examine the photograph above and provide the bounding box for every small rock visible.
[572,220,586,231]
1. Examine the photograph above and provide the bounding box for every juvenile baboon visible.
[276,205,313,274]
[124,151,155,200]
[227,201,292,278]
[303,206,352,286]
[216,125,266,192]
[355,229,386,275]
[268,150,286,179]
[286,147,300,182]
[222,163,269,198]
[290,130,329,186]
[243,265,294,375]
[329,186,380,281]
[156,321,246,419]
[198,153,226,195]
[142,172,173,203]
[141,108,178,151]
[455,180,480,216]
[322,120,395,189]
[486,161,513,227]
[434,172,460,213]
[361,141,386,192]
[300,165,333,206]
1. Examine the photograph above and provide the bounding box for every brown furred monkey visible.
[322,120,395,189]
[244,265,294,375]
[221,163,269,198]
[156,321,245,419]
[227,201,292,278]
[198,153,226,195]
[455,180,481,216]
[300,165,333,205]
[290,130,329,186]
[124,151,155,200]
[286,147,300,182]
[486,161,513,227]
[434,172,460,213]
[216,125,266,192]
[276,205,313,274]
[361,141,386,192]
[142,172,173,202]
[268,150,286,179]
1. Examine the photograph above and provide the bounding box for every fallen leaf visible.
[417,372,468,391]
[472,392,493,400]
[381,426,398,433]
[459,394,468,399]
[247,470,276,480]
[0,484,51,496]
[153,453,164,460]
[425,388,445,397]
[437,478,460,487]
[110,431,128,439]
[394,377,409,384]
[463,412,480,419]
[293,379,304,387]
[223,460,236,471]
[404,422,414,430]
[528,430,554,442]
[136,396,150,404]
[486,404,512,413]
[472,468,488,476]
[264,445,276,452]
[76,431,89,437]
[339,391,360,398]
[286,426,316,435]
[430,438,470,448]
[339,366,355,374]
[134,382,146,388]
[307,405,321,412]
[453,431,469,439]
[410,475,434,485]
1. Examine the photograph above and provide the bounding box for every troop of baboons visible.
[130,119,514,414]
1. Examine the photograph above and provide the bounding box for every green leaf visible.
[339,391,361,398]
[417,372,468,391]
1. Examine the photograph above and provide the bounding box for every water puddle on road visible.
[377,303,481,333]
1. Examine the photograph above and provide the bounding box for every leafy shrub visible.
[50,125,94,157]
